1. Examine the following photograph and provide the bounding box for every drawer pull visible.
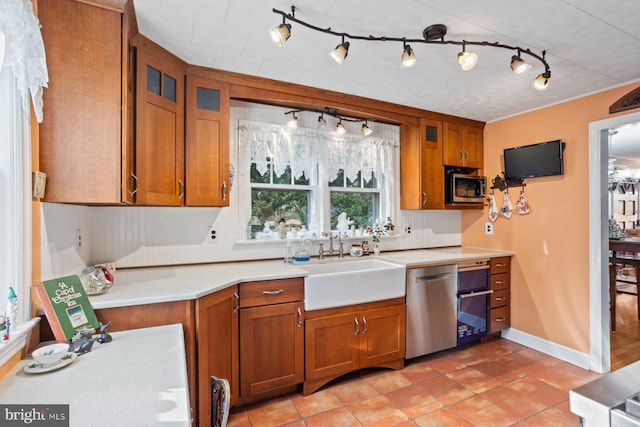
[495,296,506,301]
[496,317,506,322]
[233,292,240,313]
[495,280,506,284]
[262,289,284,295]
[354,317,359,335]
[297,307,302,328]
[495,263,506,267]
[362,316,367,334]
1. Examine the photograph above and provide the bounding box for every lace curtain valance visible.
[238,120,395,182]
[0,0,48,122]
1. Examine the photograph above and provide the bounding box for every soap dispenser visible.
[294,239,311,262]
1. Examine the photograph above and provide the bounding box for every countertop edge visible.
[87,246,515,310]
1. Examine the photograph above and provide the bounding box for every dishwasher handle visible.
[457,289,494,299]
[415,273,453,283]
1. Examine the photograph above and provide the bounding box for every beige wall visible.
[462,82,640,354]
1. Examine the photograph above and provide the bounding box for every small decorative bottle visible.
[362,240,369,255]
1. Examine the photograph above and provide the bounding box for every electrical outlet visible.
[404,226,411,234]
[206,226,218,244]
[76,229,82,249]
[485,222,494,235]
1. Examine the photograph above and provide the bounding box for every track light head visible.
[317,114,326,128]
[268,23,291,47]
[336,120,346,134]
[457,43,478,71]
[362,122,373,136]
[510,54,531,75]
[533,71,551,90]
[287,113,298,129]
[401,44,416,68]
[330,40,350,64]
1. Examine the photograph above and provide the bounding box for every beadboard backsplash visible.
[40,101,461,279]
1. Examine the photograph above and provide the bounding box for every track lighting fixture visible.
[285,108,375,136]
[362,122,373,136]
[287,113,298,129]
[533,71,551,91]
[270,7,552,89]
[457,42,478,71]
[330,36,350,65]
[401,42,416,68]
[510,52,531,75]
[268,6,294,47]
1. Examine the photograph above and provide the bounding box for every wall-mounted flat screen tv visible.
[503,139,565,180]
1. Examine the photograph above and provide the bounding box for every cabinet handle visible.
[222,181,227,201]
[129,172,138,196]
[354,317,359,335]
[495,280,506,284]
[496,317,506,322]
[178,179,185,199]
[496,263,506,267]
[464,151,469,161]
[233,292,240,313]
[262,289,284,295]
[495,296,506,301]
[297,307,302,328]
[422,191,427,206]
[362,316,367,334]
[459,151,464,161]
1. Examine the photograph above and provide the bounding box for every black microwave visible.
[446,173,487,203]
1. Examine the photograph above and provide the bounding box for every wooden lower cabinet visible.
[488,256,512,334]
[238,279,305,405]
[304,299,406,395]
[195,285,239,427]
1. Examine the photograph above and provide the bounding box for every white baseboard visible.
[501,327,591,370]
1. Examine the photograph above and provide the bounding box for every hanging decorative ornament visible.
[516,190,530,215]
[500,191,513,218]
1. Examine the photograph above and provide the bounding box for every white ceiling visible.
[132,0,640,123]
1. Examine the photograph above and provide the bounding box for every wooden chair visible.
[211,376,230,427]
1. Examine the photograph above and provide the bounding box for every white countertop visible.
[0,324,191,427]
[88,246,514,310]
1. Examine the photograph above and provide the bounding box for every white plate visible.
[23,352,78,374]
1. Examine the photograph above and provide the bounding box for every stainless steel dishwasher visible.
[406,264,458,358]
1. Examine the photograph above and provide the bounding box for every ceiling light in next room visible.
[269,6,552,89]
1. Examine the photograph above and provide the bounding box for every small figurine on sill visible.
[97,321,113,344]
[384,217,395,235]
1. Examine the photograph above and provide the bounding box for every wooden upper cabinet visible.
[38,0,136,204]
[185,75,230,206]
[443,123,483,169]
[134,37,186,206]
[400,118,445,209]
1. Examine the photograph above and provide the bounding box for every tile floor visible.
[227,338,601,427]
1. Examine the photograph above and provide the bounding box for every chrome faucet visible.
[328,234,335,255]
[318,242,325,260]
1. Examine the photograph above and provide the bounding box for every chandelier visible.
[269,6,552,90]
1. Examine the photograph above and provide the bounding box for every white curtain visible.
[238,120,395,185]
[0,0,48,122]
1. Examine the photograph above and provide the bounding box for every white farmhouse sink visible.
[298,258,406,311]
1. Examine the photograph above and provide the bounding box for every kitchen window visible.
[239,120,397,240]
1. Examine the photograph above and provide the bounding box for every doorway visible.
[588,110,640,374]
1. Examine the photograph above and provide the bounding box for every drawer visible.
[490,289,510,308]
[489,306,510,333]
[489,272,510,291]
[239,278,304,308]
[490,257,511,274]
